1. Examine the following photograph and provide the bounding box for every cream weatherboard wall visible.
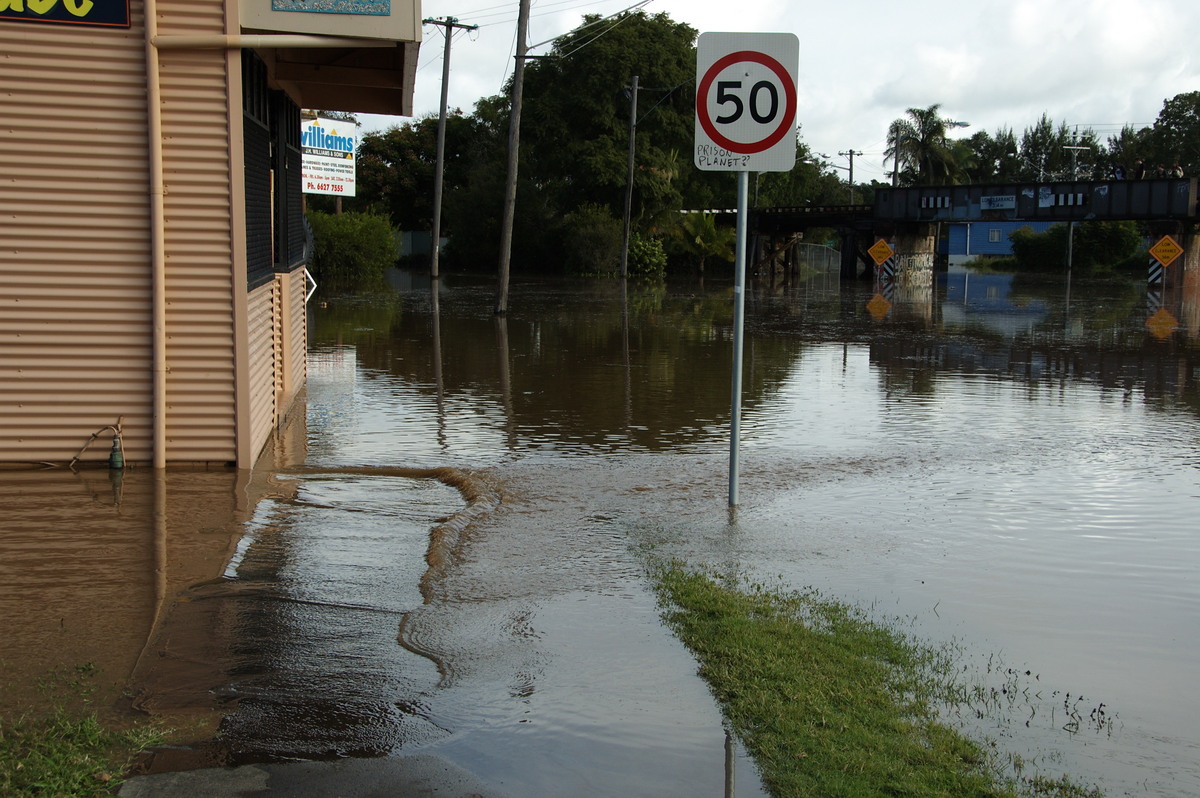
[2,0,291,467]
[1,14,159,464]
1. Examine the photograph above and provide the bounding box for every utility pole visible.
[424,15,477,283]
[495,0,531,315]
[837,149,862,203]
[619,75,638,280]
[1064,131,1089,275]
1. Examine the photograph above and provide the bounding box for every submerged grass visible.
[651,562,1101,798]
[0,664,168,797]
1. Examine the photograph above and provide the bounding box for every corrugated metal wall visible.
[247,282,278,459]
[2,0,310,467]
[0,19,155,463]
[158,0,239,463]
[278,269,308,415]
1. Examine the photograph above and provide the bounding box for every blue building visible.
[943,221,1055,264]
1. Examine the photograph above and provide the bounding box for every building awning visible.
[269,41,419,116]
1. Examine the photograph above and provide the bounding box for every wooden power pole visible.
[495,0,530,315]
[424,15,477,282]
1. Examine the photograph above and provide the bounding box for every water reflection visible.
[300,266,1199,796]
[0,468,270,718]
[4,262,1199,796]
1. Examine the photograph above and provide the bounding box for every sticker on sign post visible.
[694,32,799,173]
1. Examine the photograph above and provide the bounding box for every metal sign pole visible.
[693,31,798,508]
[729,169,749,507]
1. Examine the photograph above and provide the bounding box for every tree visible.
[754,141,847,208]
[1009,221,1141,275]
[306,211,396,287]
[1107,124,1152,176]
[884,104,967,185]
[355,112,479,233]
[1018,114,1062,180]
[960,127,1021,183]
[518,11,700,228]
[667,212,735,274]
[1149,91,1200,176]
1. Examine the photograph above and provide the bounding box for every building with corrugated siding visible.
[1,0,419,467]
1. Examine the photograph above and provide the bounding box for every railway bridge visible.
[742,177,1200,284]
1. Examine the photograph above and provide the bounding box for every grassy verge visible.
[1,664,168,797]
[652,563,1101,798]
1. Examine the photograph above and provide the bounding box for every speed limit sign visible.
[694,32,799,172]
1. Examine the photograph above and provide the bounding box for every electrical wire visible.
[551,1,650,59]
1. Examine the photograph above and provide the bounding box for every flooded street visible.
[3,264,1199,796]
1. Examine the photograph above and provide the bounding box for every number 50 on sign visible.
[694,32,799,173]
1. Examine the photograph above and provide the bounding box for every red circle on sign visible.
[696,50,797,155]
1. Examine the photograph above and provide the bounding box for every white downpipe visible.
[153,33,395,49]
[145,0,168,469]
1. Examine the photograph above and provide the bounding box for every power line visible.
[542,0,651,57]
[465,0,638,28]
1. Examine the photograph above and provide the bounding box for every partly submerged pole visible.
[426,16,477,280]
[495,0,531,315]
[620,74,639,280]
[729,170,749,507]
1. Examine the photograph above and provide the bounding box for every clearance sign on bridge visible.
[695,32,799,507]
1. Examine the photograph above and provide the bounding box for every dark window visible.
[243,51,274,291]
[271,92,306,273]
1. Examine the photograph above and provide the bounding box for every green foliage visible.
[307,211,396,287]
[560,203,623,275]
[354,112,483,231]
[629,233,667,279]
[666,212,735,273]
[755,151,849,208]
[349,13,1196,275]
[1149,91,1200,176]
[1,664,167,797]
[1008,221,1142,275]
[519,12,700,223]
[965,127,1021,182]
[940,90,1200,184]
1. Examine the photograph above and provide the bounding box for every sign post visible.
[694,32,798,507]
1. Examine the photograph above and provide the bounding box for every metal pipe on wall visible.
[144,0,168,469]
[153,33,394,48]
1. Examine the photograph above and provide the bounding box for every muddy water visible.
[2,266,1198,796]
[0,470,272,718]
[292,268,1199,796]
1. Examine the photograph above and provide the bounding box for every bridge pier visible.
[889,224,938,288]
[840,231,861,280]
[1180,228,1200,339]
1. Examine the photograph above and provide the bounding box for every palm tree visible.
[885,104,965,186]
[671,212,735,275]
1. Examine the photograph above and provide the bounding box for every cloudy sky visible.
[359,0,1200,184]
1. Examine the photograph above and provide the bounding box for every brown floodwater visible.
[2,264,1198,796]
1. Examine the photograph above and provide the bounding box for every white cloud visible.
[361,0,1200,166]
